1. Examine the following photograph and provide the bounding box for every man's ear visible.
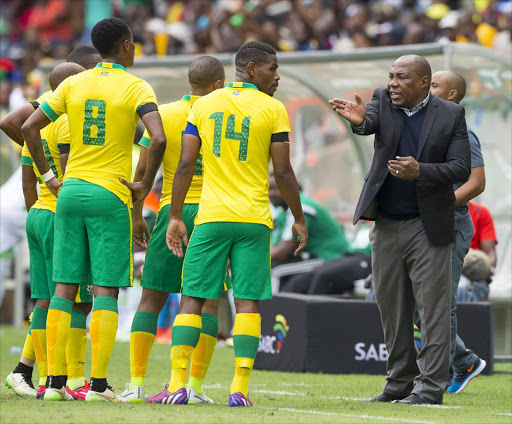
[447,89,458,102]
[421,76,431,89]
[247,62,257,78]
[214,79,224,90]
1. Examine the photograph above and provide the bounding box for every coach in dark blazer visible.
[330,55,470,405]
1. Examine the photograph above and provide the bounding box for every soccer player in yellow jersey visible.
[120,56,225,404]
[22,18,166,402]
[2,47,101,400]
[148,41,308,407]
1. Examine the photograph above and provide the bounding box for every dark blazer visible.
[353,88,471,245]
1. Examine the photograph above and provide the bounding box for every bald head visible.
[49,63,85,91]
[431,71,466,104]
[388,55,432,109]
[188,56,225,93]
[394,55,432,80]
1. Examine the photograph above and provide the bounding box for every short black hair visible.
[235,41,276,69]
[91,18,131,57]
[188,56,225,89]
[67,46,101,70]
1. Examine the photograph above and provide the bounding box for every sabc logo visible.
[259,314,290,354]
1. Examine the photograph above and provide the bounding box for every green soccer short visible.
[26,208,92,302]
[182,222,271,300]
[142,204,232,293]
[53,178,132,288]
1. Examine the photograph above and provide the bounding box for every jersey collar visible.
[96,62,127,72]
[227,82,259,91]
[181,94,201,104]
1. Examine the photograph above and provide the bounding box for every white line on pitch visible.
[257,406,440,424]
[496,413,512,416]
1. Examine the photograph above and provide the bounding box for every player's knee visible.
[73,302,92,315]
[35,298,50,310]
[202,299,219,315]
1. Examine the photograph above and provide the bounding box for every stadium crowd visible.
[1,0,511,113]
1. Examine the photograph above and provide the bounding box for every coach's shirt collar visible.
[395,92,430,117]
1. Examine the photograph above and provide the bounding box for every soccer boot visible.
[5,372,37,397]
[85,385,123,402]
[65,380,90,400]
[146,385,188,405]
[228,392,253,407]
[44,386,74,401]
[187,387,214,404]
[36,385,46,400]
[120,383,145,402]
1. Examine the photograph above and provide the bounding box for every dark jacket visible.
[353,88,471,245]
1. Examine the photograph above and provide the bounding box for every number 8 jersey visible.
[186,82,291,228]
[40,62,158,206]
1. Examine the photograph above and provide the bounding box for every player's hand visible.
[166,218,188,257]
[291,221,308,256]
[388,156,420,180]
[46,177,62,198]
[329,94,366,126]
[120,179,151,209]
[133,216,150,249]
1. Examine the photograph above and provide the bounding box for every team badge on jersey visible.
[101,72,109,76]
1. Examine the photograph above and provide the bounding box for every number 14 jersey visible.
[40,62,158,205]
[187,82,291,229]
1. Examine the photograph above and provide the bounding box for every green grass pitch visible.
[1,325,511,423]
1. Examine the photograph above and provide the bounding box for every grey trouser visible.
[370,217,451,403]
[451,215,478,374]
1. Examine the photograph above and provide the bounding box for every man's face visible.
[253,54,280,97]
[387,59,429,109]
[430,72,451,101]
[268,176,286,208]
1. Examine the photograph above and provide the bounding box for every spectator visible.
[458,201,498,302]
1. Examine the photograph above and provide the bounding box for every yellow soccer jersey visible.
[139,95,203,208]
[33,90,52,108]
[21,115,70,212]
[39,62,158,205]
[187,82,291,228]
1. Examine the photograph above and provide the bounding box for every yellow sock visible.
[130,331,155,389]
[90,309,118,379]
[230,313,261,396]
[21,333,36,362]
[66,328,87,381]
[168,314,202,392]
[189,334,217,393]
[31,330,47,378]
[47,308,72,376]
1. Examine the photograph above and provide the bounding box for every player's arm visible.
[481,239,497,268]
[455,166,485,205]
[0,103,38,146]
[21,164,38,211]
[271,141,307,256]
[166,129,201,257]
[21,108,61,197]
[121,111,166,208]
[132,144,150,248]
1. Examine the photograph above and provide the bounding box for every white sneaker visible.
[187,387,214,404]
[120,383,145,402]
[85,386,123,403]
[5,372,37,397]
[44,386,74,401]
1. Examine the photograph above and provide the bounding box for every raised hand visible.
[329,94,366,126]
[388,156,420,180]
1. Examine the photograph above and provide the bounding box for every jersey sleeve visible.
[20,143,33,166]
[135,81,158,117]
[272,101,291,136]
[40,81,67,122]
[468,129,485,168]
[139,128,150,148]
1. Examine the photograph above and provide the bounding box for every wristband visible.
[41,169,56,182]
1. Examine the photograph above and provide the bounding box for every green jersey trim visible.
[21,156,33,166]
[139,136,150,148]
[96,62,127,72]
[40,101,59,122]
[227,82,259,91]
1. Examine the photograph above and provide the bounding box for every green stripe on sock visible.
[171,325,201,347]
[31,307,48,330]
[93,296,118,313]
[200,313,219,339]
[131,311,158,335]
[233,334,260,359]
[49,296,73,314]
[70,310,87,329]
